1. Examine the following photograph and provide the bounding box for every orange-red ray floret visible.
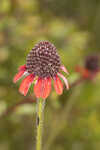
[34,77,51,99]
[42,78,51,99]
[19,74,34,96]
[18,65,26,71]
[54,75,63,95]
[13,70,25,83]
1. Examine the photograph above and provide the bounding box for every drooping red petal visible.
[54,75,63,95]
[13,70,25,83]
[42,77,51,99]
[58,72,69,90]
[34,78,42,98]
[18,65,26,71]
[19,74,34,96]
[34,77,51,99]
[60,65,69,75]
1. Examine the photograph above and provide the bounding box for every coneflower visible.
[13,41,69,150]
[13,41,69,98]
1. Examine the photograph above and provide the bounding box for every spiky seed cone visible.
[85,55,99,72]
[26,41,61,78]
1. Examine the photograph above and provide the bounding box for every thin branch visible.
[0,97,36,119]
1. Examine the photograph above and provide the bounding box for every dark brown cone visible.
[85,55,99,72]
[26,41,61,78]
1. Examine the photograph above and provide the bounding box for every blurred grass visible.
[0,0,100,150]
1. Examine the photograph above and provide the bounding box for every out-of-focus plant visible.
[76,55,100,80]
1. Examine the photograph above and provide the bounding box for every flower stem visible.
[36,98,45,150]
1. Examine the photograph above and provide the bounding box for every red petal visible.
[13,70,25,83]
[54,75,63,95]
[42,78,51,99]
[60,65,69,75]
[58,72,69,90]
[34,78,42,98]
[19,74,34,96]
[18,65,26,71]
[34,78,51,99]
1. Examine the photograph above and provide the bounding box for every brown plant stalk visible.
[0,97,36,119]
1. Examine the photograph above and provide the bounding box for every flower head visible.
[76,55,100,79]
[85,55,99,73]
[13,41,69,99]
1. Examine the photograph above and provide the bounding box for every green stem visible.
[36,98,45,150]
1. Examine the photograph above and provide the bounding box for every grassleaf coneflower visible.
[13,41,69,150]
[13,41,69,98]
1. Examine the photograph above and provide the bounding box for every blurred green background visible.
[0,0,100,150]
